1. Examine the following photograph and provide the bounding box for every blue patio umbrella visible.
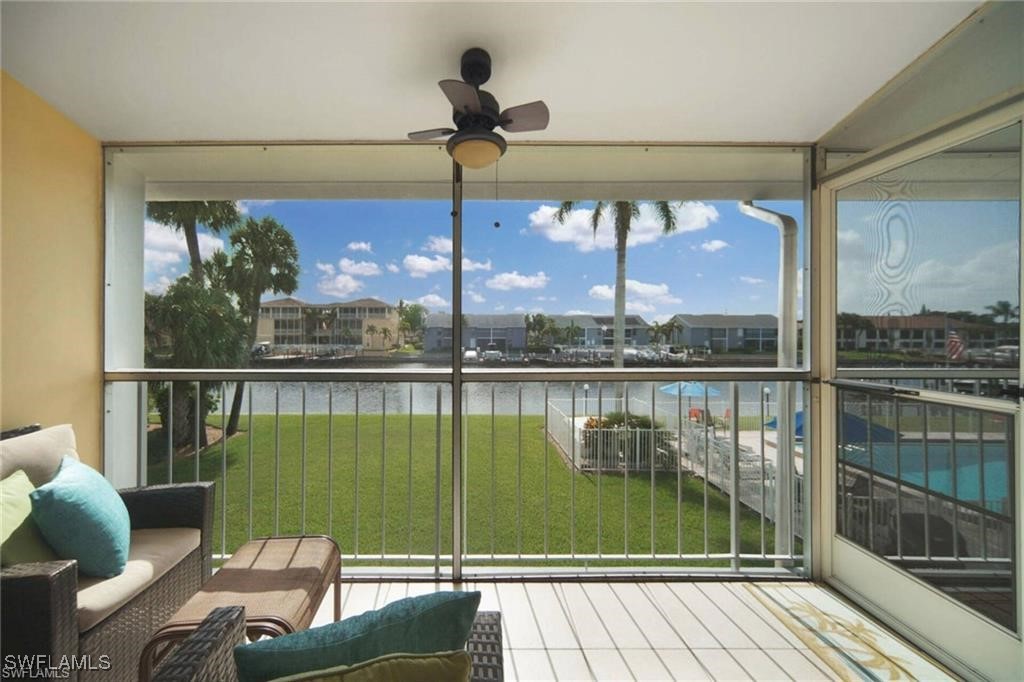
[765,410,896,442]
[658,381,722,398]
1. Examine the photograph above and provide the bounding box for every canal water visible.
[234,376,800,416]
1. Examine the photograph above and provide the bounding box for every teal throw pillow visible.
[233,590,481,682]
[30,456,130,577]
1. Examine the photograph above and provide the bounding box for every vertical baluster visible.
[677,383,683,557]
[490,385,496,558]
[624,383,630,557]
[571,381,576,557]
[248,383,254,542]
[517,383,523,558]
[703,385,709,556]
[327,384,334,539]
[597,382,603,558]
[301,383,307,534]
[650,383,656,557]
[408,383,414,558]
[867,394,875,553]
[167,382,174,484]
[381,385,387,559]
[462,384,468,561]
[759,382,766,557]
[730,382,740,570]
[137,382,146,487]
[895,399,903,559]
[838,391,846,536]
[274,383,280,536]
[922,403,931,559]
[543,382,549,558]
[220,382,227,557]
[978,410,987,560]
[434,385,442,579]
[354,383,360,556]
[194,381,201,483]
[951,407,960,560]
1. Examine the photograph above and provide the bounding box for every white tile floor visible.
[311,580,953,681]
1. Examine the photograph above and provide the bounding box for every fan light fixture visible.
[446,130,507,170]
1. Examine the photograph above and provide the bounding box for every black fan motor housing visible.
[460,47,491,86]
[452,90,500,131]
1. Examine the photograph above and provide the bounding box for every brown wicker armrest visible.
[119,482,216,580]
[151,606,244,682]
[0,560,79,665]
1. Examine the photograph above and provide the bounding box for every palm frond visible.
[655,201,677,233]
[591,201,606,234]
[554,201,577,224]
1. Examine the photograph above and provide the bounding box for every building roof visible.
[673,314,778,329]
[866,314,995,331]
[426,313,527,329]
[260,296,393,309]
[592,315,649,328]
[260,296,307,308]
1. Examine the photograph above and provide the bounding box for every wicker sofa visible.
[0,424,214,682]
[152,606,504,682]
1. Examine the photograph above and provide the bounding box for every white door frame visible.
[814,99,1024,679]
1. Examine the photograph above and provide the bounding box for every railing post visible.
[450,159,463,580]
[730,381,741,570]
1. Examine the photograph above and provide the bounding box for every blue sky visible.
[143,197,1018,321]
[145,199,804,322]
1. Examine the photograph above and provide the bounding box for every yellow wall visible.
[1,71,103,468]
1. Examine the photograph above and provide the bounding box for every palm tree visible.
[985,300,1019,325]
[555,201,678,367]
[146,201,241,282]
[365,324,378,349]
[381,327,393,349]
[224,217,299,435]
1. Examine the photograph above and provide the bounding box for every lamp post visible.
[583,384,590,416]
[763,386,771,420]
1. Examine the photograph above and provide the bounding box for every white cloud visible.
[145,275,174,295]
[494,304,506,311]
[535,296,557,302]
[740,276,767,285]
[424,236,453,254]
[462,257,492,272]
[316,262,336,275]
[626,301,656,313]
[486,271,550,290]
[528,201,719,253]
[695,272,704,278]
[347,241,373,253]
[588,279,682,306]
[235,200,276,215]
[386,263,400,273]
[701,239,730,252]
[144,221,224,273]
[403,254,451,278]
[467,291,486,303]
[565,309,592,315]
[317,273,363,298]
[339,258,381,276]
[416,293,449,309]
[514,306,526,312]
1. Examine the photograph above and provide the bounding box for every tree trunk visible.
[227,312,260,436]
[613,203,629,369]
[183,218,203,282]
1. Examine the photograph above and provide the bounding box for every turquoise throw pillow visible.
[30,456,130,577]
[233,591,481,682]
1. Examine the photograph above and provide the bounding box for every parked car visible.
[463,349,480,362]
[992,345,1019,366]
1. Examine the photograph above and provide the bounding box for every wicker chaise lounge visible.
[0,425,214,682]
[152,606,505,682]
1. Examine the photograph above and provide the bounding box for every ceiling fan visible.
[408,47,550,169]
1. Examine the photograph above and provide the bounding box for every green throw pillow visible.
[0,470,58,566]
[270,650,472,682]
[234,591,481,682]
[30,456,130,578]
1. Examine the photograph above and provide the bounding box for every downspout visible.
[738,201,798,566]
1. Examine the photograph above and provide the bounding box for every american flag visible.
[946,329,965,361]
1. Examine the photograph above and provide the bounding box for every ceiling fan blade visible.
[500,100,550,133]
[407,127,456,141]
[439,79,481,113]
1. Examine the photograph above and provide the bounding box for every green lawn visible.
[147,415,779,567]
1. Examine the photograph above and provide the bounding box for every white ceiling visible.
[1,1,980,144]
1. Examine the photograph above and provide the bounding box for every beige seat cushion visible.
[0,424,79,486]
[77,527,200,632]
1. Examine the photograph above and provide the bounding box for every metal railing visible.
[107,369,808,577]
